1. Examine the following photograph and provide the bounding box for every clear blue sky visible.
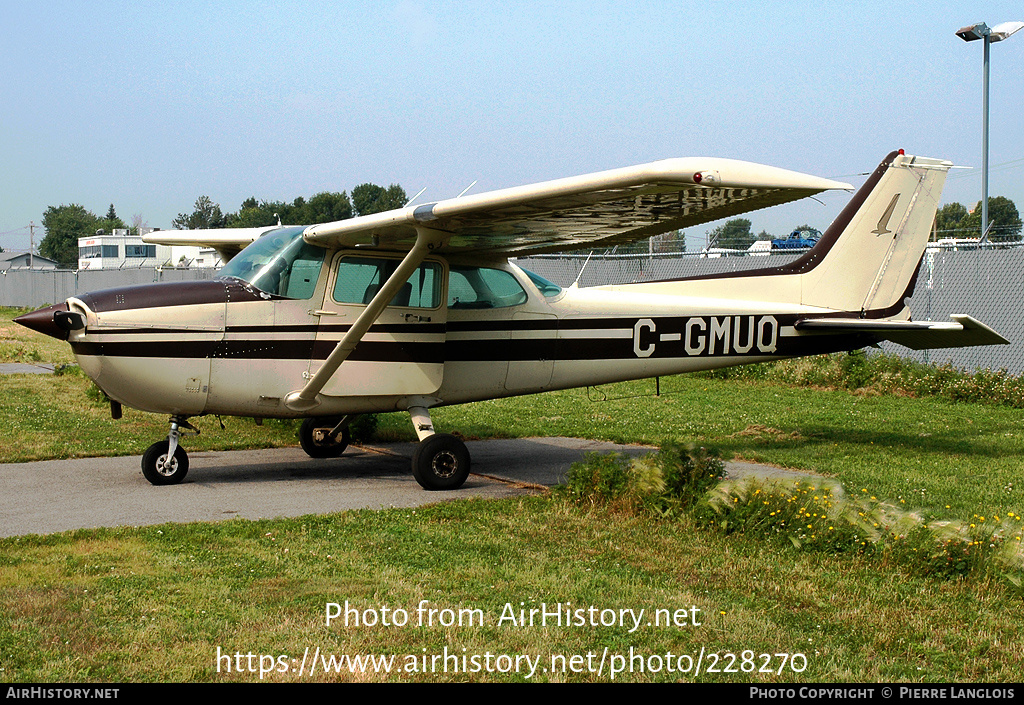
[2,1,1022,251]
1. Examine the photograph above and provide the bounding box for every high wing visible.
[142,226,284,262]
[303,158,852,255]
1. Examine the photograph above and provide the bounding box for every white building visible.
[77,229,220,270]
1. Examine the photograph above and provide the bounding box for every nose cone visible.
[14,303,81,341]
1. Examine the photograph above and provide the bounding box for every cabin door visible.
[309,252,447,397]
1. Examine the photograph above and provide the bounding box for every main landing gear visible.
[298,407,470,490]
[406,403,470,491]
[299,416,351,458]
[141,415,197,485]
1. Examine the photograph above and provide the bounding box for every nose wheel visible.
[141,416,196,485]
[141,440,189,485]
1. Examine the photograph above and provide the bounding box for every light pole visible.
[956,21,1023,242]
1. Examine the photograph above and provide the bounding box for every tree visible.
[96,203,126,236]
[352,183,407,217]
[304,191,353,224]
[229,199,286,228]
[965,197,1022,242]
[650,229,686,253]
[40,204,99,268]
[173,196,226,230]
[130,214,147,237]
[934,202,973,239]
[708,218,753,250]
[199,184,398,230]
[934,198,1021,242]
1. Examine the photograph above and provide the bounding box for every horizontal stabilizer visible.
[796,315,1009,350]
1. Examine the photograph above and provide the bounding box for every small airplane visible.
[17,149,1008,491]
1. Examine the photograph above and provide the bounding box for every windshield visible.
[217,226,327,299]
[520,268,563,297]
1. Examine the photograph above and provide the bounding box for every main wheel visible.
[300,417,350,458]
[412,433,470,491]
[141,440,189,485]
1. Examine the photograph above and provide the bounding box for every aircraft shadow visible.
[179,448,414,486]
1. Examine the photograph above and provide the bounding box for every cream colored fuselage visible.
[68,255,842,420]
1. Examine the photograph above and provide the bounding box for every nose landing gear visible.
[141,416,198,485]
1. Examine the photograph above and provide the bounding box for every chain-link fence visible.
[517,246,1024,374]
[3,247,1021,373]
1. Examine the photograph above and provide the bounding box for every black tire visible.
[300,417,350,458]
[412,433,470,491]
[141,440,189,485]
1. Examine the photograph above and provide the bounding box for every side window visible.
[448,266,527,308]
[333,256,441,308]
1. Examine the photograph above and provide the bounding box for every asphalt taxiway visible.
[0,438,825,538]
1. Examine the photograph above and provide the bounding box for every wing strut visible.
[284,227,447,412]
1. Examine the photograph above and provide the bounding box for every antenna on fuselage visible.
[570,252,594,289]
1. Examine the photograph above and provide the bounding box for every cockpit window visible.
[448,266,528,308]
[333,256,442,309]
[217,226,326,299]
[521,268,563,297]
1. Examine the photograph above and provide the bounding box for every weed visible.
[84,382,110,408]
[559,451,635,510]
[559,444,724,516]
[349,413,379,443]
[698,351,1024,408]
[641,443,725,515]
[700,477,1024,587]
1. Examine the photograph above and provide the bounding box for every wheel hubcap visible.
[431,451,459,479]
[156,454,177,476]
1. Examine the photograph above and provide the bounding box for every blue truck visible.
[771,227,822,250]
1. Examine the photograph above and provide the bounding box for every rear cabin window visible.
[448,266,528,308]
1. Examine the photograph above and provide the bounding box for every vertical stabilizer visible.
[799,152,952,315]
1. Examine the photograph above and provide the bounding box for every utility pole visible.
[29,222,35,270]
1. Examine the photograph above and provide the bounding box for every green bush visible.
[559,444,724,516]
[349,414,380,444]
[559,451,635,509]
[643,443,725,515]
